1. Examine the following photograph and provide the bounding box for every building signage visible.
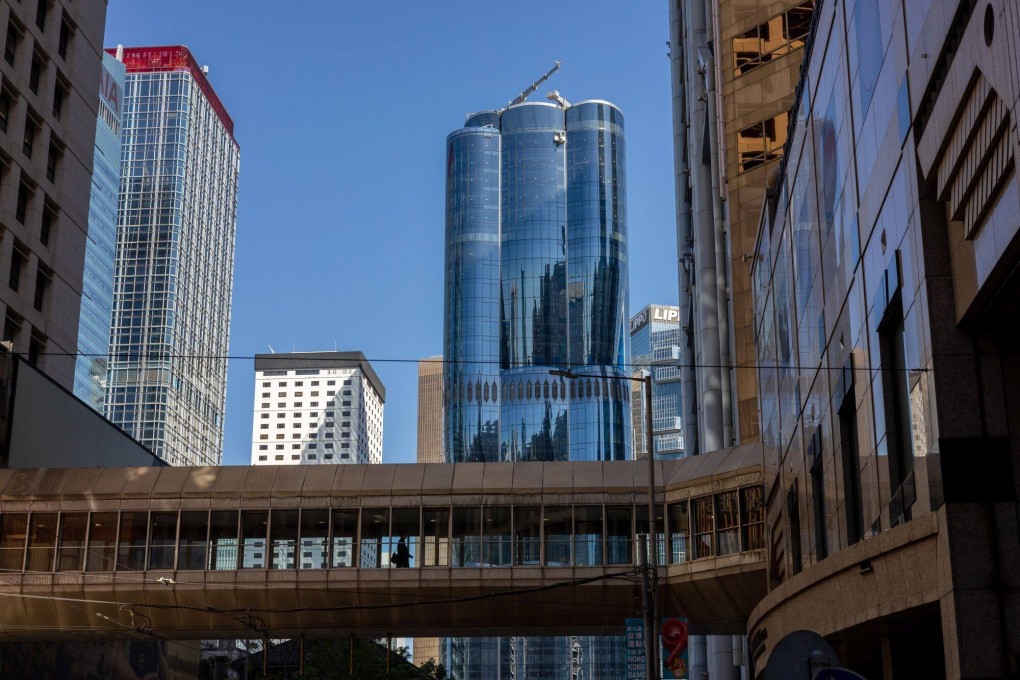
[99,65,122,117]
[631,305,681,333]
[661,617,690,679]
[625,618,645,679]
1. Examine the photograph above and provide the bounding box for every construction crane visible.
[506,61,561,108]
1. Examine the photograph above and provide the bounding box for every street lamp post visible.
[550,368,659,678]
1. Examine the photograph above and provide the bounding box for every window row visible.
[0,488,764,574]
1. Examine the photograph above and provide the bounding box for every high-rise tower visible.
[442,87,631,679]
[444,99,630,464]
[105,46,240,466]
[73,52,124,413]
[416,355,443,464]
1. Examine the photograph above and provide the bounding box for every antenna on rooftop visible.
[507,61,561,108]
[267,344,276,354]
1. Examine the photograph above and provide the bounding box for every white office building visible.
[250,352,384,466]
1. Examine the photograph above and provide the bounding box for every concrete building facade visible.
[104,46,240,466]
[73,51,123,413]
[0,0,108,388]
[250,352,384,466]
[748,0,1020,676]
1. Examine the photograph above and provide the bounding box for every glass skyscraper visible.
[443,98,630,678]
[105,46,240,466]
[73,53,124,413]
[630,304,684,459]
[444,100,630,464]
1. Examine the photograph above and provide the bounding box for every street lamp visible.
[549,367,659,678]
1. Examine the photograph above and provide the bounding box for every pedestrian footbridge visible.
[0,445,765,640]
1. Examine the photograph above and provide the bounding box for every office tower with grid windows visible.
[0,0,108,388]
[249,352,384,467]
[104,46,240,466]
[73,52,124,413]
[629,304,684,460]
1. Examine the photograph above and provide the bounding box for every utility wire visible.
[14,349,930,373]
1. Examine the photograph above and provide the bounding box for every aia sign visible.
[100,67,121,117]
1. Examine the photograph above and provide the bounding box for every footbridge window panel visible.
[513,507,541,566]
[25,513,56,572]
[118,512,149,571]
[149,513,178,570]
[606,506,632,565]
[636,505,667,565]
[423,508,449,566]
[209,511,240,570]
[56,513,87,572]
[0,513,27,573]
[360,508,389,568]
[668,501,690,564]
[178,511,210,571]
[574,506,604,566]
[452,507,482,567]
[391,507,420,569]
[544,506,572,567]
[85,512,118,572]
[331,509,358,567]
[299,509,329,569]
[240,511,268,569]
[270,510,298,570]
[481,507,511,567]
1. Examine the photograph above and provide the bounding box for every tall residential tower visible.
[105,46,240,466]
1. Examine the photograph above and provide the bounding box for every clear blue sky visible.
[105,1,678,465]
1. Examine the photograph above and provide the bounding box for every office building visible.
[444,96,631,464]
[416,355,443,464]
[442,85,631,678]
[747,0,1020,676]
[104,46,240,466]
[629,304,684,459]
[669,0,812,457]
[0,0,108,388]
[73,52,123,413]
[250,352,384,466]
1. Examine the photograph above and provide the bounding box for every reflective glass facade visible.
[444,101,630,464]
[630,305,684,459]
[105,47,239,466]
[74,53,124,413]
[443,99,630,678]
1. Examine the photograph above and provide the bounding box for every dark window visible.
[8,246,24,290]
[808,430,827,560]
[23,117,36,157]
[0,89,10,132]
[85,513,117,572]
[117,513,148,571]
[787,486,802,575]
[57,18,69,59]
[5,24,19,66]
[3,311,20,348]
[691,497,714,559]
[878,267,915,526]
[35,0,47,32]
[25,513,56,571]
[32,267,47,311]
[40,205,53,245]
[55,513,87,571]
[148,512,177,570]
[28,53,41,94]
[46,142,59,182]
[15,183,30,223]
[51,80,65,119]
[0,514,27,572]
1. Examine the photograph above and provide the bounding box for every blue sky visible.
[105,1,678,465]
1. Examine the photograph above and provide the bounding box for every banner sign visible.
[661,617,690,679]
[625,618,646,680]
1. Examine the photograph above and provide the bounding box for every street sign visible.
[661,617,689,679]
[625,618,646,679]
[815,668,868,680]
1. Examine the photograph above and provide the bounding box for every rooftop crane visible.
[506,61,561,108]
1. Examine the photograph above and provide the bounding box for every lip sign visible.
[661,619,689,677]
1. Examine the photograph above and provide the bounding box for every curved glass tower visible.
[442,97,630,680]
[444,100,631,465]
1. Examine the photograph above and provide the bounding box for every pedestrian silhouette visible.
[394,535,412,568]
